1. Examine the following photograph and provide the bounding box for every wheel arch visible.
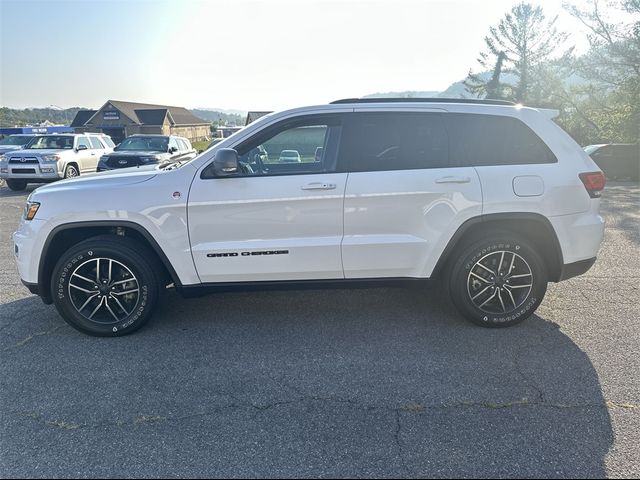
[432,213,564,282]
[38,221,182,304]
[64,162,80,175]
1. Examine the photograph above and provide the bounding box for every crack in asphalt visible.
[2,324,66,351]
[13,397,640,432]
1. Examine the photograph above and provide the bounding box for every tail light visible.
[579,172,606,198]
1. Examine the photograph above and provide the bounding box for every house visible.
[71,100,210,144]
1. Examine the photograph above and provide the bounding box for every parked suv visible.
[1,133,114,191]
[97,135,197,171]
[13,99,605,336]
[584,143,639,180]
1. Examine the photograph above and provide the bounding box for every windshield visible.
[116,136,168,152]
[26,136,74,149]
[0,135,32,146]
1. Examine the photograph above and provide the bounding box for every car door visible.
[339,110,483,279]
[179,138,197,160]
[168,137,181,162]
[75,136,94,173]
[87,136,105,171]
[188,114,347,283]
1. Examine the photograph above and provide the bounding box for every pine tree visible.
[465,3,569,103]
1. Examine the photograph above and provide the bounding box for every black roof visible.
[330,97,516,106]
[70,110,97,127]
[134,109,168,125]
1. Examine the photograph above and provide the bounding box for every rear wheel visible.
[6,179,27,191]
[448,234,548,327]
[64,164,79,179]
[51,236,160,336]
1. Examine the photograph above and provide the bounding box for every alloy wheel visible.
[67,257,140,324]
[466,250,533,314]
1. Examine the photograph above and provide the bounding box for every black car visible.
[584,143,639,180]
[97,135,197,171]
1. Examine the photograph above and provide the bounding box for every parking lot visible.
[0,182,638,478]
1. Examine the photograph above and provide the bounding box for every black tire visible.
[50,236,160,336]
[448,234,547,328]
[6,179,27,191]
[64,164,79,179]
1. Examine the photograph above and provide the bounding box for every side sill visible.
[176,277,432,297]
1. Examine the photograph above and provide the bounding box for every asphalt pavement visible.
[1,182,638,478]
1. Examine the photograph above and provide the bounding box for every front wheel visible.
[64,164,79,179]
[51,236,160,336]
[6,179,27,191]
[448,235,548,328]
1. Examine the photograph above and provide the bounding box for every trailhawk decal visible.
[207,250,289,258]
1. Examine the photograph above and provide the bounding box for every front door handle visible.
[435,176,471,184]
[301,182,336,190]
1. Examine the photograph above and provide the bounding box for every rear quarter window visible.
[445,113,557,166]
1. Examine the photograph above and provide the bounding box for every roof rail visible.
[330,97,516,106]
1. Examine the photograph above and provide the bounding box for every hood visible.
[8,148,69,156]
[32,168,157,198]
[0,145,25,154]
[107,150,168,157]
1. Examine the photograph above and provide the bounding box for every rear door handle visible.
[435,176,471,184]
[301,182,337,190]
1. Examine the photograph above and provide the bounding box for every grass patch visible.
[192,140,211,152]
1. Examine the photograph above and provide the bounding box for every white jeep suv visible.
[1,133,114,191]
[13,99,605,336]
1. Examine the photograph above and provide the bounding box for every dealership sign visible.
[103,110,120,120]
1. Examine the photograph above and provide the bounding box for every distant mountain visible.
[364,74,497,100]
[190,109,244,126]
[364,91,441,99]
[364,70,585,101]
[194,107,247,116]
[0,107,87,127]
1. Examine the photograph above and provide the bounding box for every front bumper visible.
[558,257,597,281]
[1,164,62,181]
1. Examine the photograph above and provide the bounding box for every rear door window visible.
[339,112,449,172]
[88,137,104,149]
[177,138,189,151]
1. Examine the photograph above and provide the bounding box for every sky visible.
[0,0,609,112]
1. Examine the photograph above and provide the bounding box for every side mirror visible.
[212,148,239,176]
[77,145,88,151]
[169,146,178,154]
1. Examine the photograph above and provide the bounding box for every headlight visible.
[41,154,61,162]
[100,155,109,162]
[24,201,40,221]
[139,156,158,164]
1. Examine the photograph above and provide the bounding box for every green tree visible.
[561,0,640,143]
[465,3,569,102]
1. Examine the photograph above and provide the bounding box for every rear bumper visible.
[558,257,597,281]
